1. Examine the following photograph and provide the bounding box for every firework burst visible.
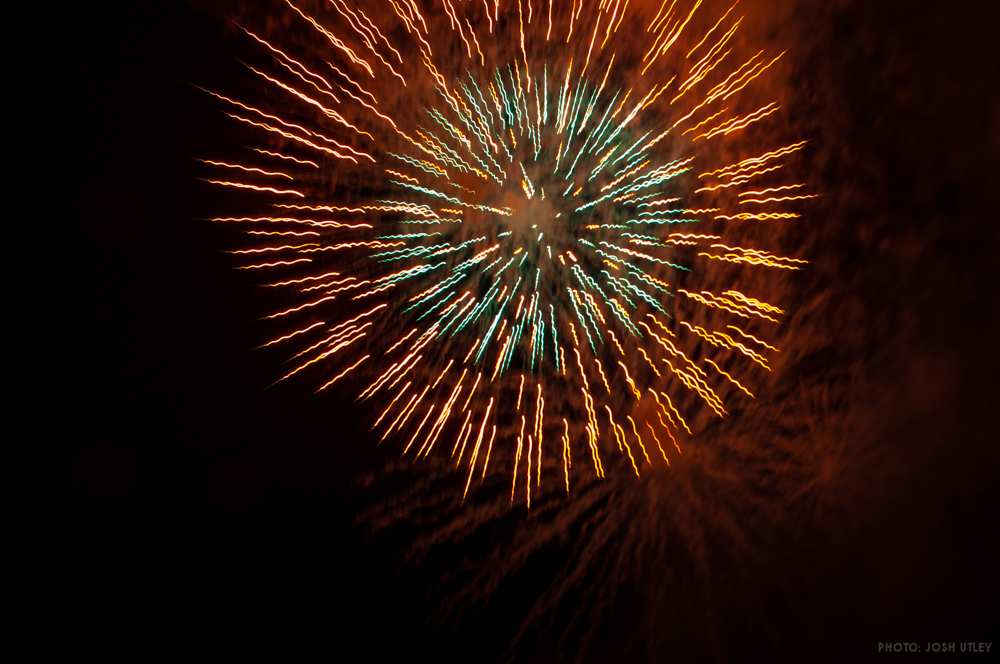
[202,0,813,507]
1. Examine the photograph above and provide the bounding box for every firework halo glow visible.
[62,0,1000,660]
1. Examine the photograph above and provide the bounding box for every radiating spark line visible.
[198,159,294,179]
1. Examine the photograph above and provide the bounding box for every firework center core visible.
[502,188,558,237]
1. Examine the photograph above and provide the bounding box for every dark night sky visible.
[63,1,998,661]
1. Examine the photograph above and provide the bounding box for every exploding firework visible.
[202,0,813,506]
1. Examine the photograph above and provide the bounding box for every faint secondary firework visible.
[202,0,814,506]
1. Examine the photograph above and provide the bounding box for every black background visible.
[63,1,998,661]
